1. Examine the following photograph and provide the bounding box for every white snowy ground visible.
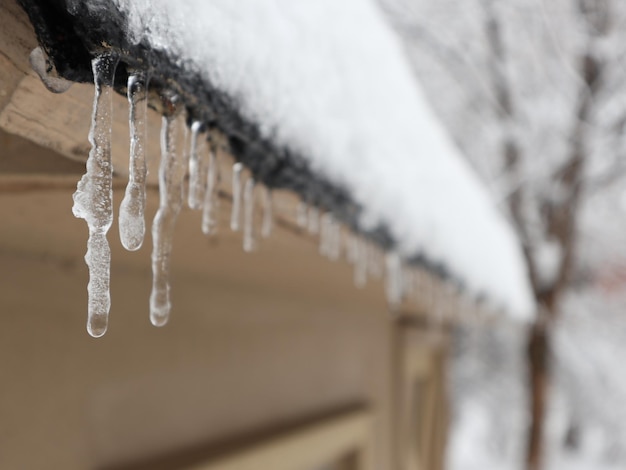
[83,0,534,318]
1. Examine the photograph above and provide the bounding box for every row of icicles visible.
[73,54,485,338]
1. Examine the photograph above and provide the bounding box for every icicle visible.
[188,121,209,210]
[201,143,219,236]
[261,186,273,238]
[150,108,187,327]
[307,206,319,234]
[230,162,244,231]
[385,252,403,308]
[243,177,256,252]
[180,123,190,204]
[72,54,118,338]
[119,73,148,252]
[297,201,308,228]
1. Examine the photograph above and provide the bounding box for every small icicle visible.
[150,108,187,327]
[385,252,403,309]
[188,121,208,210]
[307,206,319,234]
[201,143,219,236]
[243,177,256,252]
[230,162,244,231]
[261,186,273,238]
[119,72,148,252]
[72,53,118,338]
[297,201,308,228]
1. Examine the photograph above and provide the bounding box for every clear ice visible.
[201,142,219,235]
[230,162,244,231]
[150,110,187,327]
[188,121,209,210]
[119,73,148,251]
[261,186,273,238]
[72,54,117,338]
[243,177,256,252]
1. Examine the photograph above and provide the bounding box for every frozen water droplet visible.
[201,142,219,236]
[72,53,118,338]
[29,47,73,94]
[261,186,273,238]
[119,73,148,251]
[243,177,256,252]
[150,109,187,327]
[230,162,243,231]
[188,121,208,210]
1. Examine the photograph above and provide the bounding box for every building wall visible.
[0,166,396,469]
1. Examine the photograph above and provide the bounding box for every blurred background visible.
[382,0,626,469]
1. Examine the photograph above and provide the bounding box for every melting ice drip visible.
[72,54,118,338]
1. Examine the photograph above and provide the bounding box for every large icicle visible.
[201,142,219,235]
[243,177,256,252]
[72,54,117,338]
[230,162,243,231]
[150,108,187,327]
[119,72,148,251]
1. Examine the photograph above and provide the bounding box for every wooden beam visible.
[185,409,374,470]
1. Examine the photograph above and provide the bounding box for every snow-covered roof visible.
[21,0,534,319]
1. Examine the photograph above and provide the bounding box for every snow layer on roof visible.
[100,0,534,319]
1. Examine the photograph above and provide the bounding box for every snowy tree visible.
[381,0,626,469]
